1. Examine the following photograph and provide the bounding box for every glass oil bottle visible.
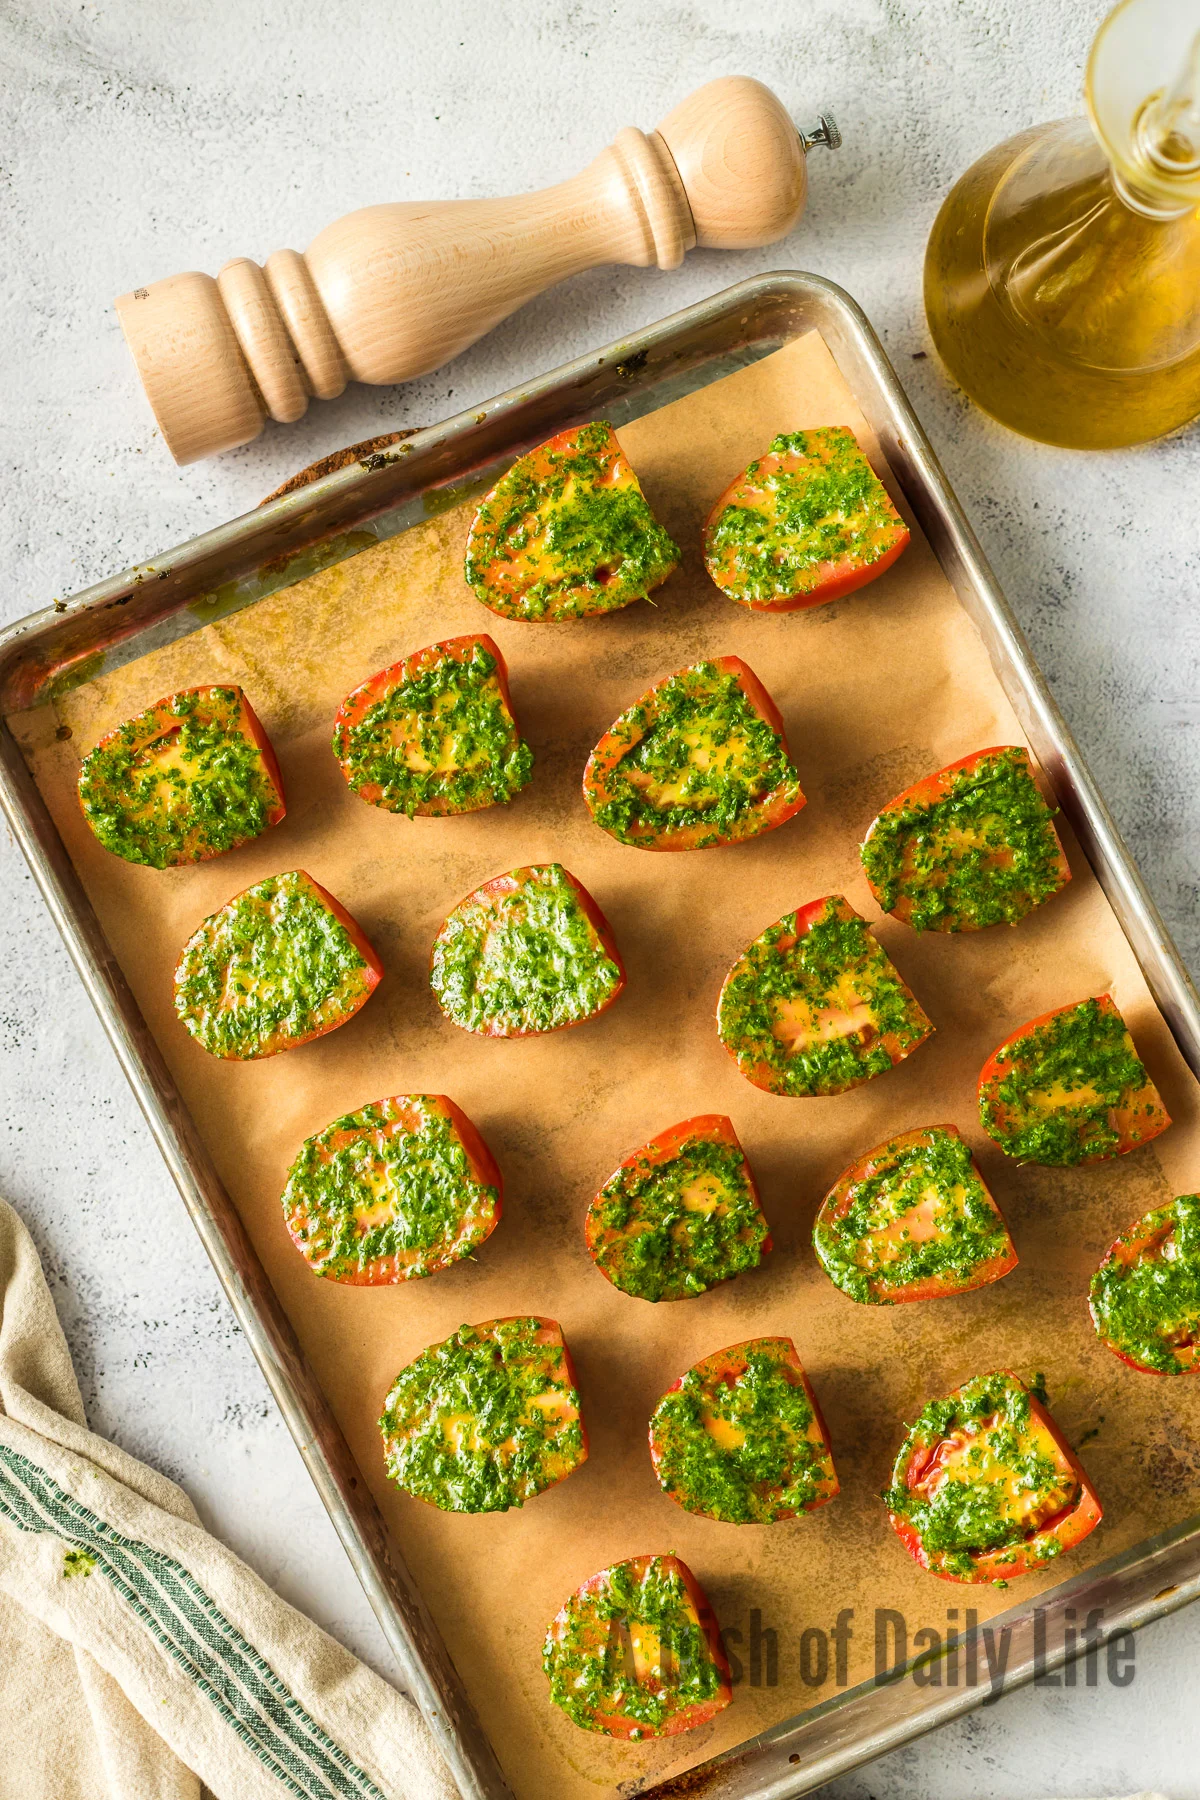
[925,0,1200,448]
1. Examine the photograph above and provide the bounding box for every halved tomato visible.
[717,894,934,1097]
[332,633,532,816]
[585,1115,771,1303]
[978,993,1170,1166]
[464,422,679,622]
[861,746,1071,932]
[543,1554,732,1739]
[430,862,625,1037]
[78,684,285,867]
[281,1094,501,1284]
[813,1124,1017,1305]
[885,1370,1102,1583]
[379,1315,586,1513]
[649,1337,838,1523]
[582,655,805,851]
[173,869,382,1059]
[703,426,910,611]
[1090,1193,1200,1374]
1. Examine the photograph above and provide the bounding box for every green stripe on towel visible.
[0,1447,386,1800]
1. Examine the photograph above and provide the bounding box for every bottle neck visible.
[1109,161,1194,219]
[1105,99,1198,217]
[1087,5,1200,222]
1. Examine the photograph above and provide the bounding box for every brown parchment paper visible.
[14,332,1200,1800]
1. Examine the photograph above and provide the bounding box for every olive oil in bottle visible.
[925,0,1200,448]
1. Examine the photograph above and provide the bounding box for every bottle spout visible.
[1137,29,1200,174]
[1088,0,1200,215]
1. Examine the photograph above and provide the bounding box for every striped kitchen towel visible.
[0,1196,460,1800]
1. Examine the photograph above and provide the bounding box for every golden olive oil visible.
[925,0,1200,448]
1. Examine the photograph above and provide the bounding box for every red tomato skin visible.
[488,1314,587,1474]
[303,873,385,999]
[443,1096,504,1194]
[725,535,910,613]
[285,1094,503,1287]
[703,438,911,613]
[546,1554,731,1738]
[1090,1208,1195,1374]
[977,994,1171,1162]
[816,1123,1018,1304]
[556,1337,590,1464]
[432,865,626,1040]
[610,1112,741,1176]
[584,1116,773,1269]
[647,1337,839,1517]
[888,1370,1103,1583]
[582,655,806,852]
[175,871,382,1060]
[862,745,1071,925]
[872,746,1036,818]
[334,633,520,815]
[337,634,511,732]
[1108,1342,1168,1375]
[239,694,288,823]
[81,685,287,853]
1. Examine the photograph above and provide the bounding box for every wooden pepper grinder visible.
[116,77,840,464]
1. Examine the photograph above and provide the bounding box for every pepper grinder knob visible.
[114,76,841,465]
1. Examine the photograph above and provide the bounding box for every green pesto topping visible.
[430,864,621,1035]
[861,749,1065,932]
[78,687,278,868]
[885,1372,1077,1578]
[174,871,368,1058]
[282,1099,498,1280]
[718,899,930,1097]
[707,426,900,605]
[544,1557,723,1737]
[465,421,679,621]
[651,1347,831,1523]
[980,997,1156,1166]
[588,1133,768,1302]
[589,661,802,847]
[814,1129,1011,1304]
[379,1317,584,1513]
[332,641,532,816]
[1090,1194,1200,1373]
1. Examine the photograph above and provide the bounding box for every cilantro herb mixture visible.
[814,1127,1014,1304]
[705,426,907,606]
[718,896,932,1096]
[586,1127,769,1302]
[586,659,802,848]
[431,863,622,1035]
[380,1317,585,1513]
[174,871,372,1059]
[333,638,532,816]
[886,1372,1081,1580]
[650,1342,836,1523]
[862,747,1068,932]
[1090,1194,1200,1374]
[979,996,1167,1165]
[466,422,679,621]
[282,1096,499,1282]
[543,1556,727,1738]
[79,686,282,867]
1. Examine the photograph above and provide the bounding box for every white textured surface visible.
[2,1,1199,1794]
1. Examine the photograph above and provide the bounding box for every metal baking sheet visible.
[3,273,1200,1800]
